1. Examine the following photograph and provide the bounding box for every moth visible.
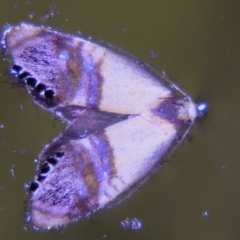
[2,23,205,229]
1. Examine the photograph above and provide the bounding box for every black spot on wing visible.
[29,181,39,191]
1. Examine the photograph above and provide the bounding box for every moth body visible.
[2,23,201,229]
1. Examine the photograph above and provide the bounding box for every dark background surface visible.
[0,0,240,239]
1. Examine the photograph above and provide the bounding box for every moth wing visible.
[4,24,172,115]
[97,114,178,205]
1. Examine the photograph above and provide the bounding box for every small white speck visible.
[23,227,28,231]
[121,217,142,230]
[149,50,158,58]
[28,12,35,20]
[39,90,45,97]
[221,166,226,170]
[58,52,68,60]
[202,209,209,217]
[10,164,16,179]
[41,5,59,22]
[20,148,27,154]
[197,103,207,112]
[23,183,29,190]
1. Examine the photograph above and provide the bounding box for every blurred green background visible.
[0,0,240,239]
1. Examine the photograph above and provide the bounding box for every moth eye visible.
[26,77,37,88]
[56,151,64,158]
[35,83,46,92]
[47,156,58,165]
[18,71,31,80]
[40,163,50,174]
[12,65,22,73]
[37,174,46,182]
[44,89,54,99]
[29,181,39,191]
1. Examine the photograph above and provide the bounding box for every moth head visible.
[3,24,78,110]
